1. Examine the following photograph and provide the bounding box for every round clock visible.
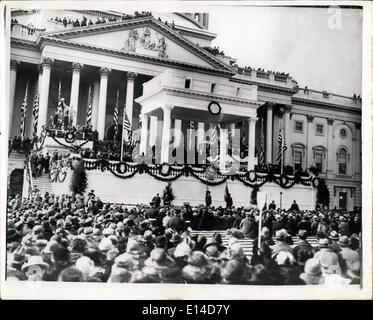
[208,101,221,115]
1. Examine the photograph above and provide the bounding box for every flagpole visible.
[280,127,284,175]
[120,104,126,162]
[21,82,29,141]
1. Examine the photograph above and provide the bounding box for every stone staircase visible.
[32,173,53,195]
[190,230,318,260]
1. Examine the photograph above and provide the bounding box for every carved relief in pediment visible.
[122,27,168,58]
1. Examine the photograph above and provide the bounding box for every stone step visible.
[190,230,318,259]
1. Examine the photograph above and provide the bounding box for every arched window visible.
[337,148,347,174]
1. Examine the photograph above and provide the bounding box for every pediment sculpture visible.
[122,27,168,58]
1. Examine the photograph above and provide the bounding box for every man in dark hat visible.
[152,193,161,208]
[205,190,212,207]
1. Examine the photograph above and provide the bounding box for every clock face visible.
[208,101,221,115]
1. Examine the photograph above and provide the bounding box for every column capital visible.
[72,62,84,72]
[162,104,174,113]
[10,59,20,71]
[40,57,54,69]
[267,101,275,109]
[99,67,111,77]
[249,117,257,123]
[127,72,137,80]
[327,118,334,126]
[307,114,314,122]
[37,64,43,75]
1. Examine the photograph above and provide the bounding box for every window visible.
[294,121,304,133]
[315,153,323,172]
[340,128,347,139]
[211,83,216,93]
[184,79,191,89]
[294,151,302,170]
[337,148,347,174]
[316,124,324,135]
[236,87,241,96]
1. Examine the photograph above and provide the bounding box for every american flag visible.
[57,80,62,103]
[188,121,195,149]
[20,83,29,140]
[122,107,131,143]
[259,117,265,165]
[113,90,119,141]
[86,85,92,126]
[276,127,287,163]
[32,93,39,137]
[211,124,220,146]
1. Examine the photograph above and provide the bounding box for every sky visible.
[208,6,362,96]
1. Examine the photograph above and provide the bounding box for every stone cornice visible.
[229,78,297,96]
[39,16,234,74]
[39,36,234,77]
[292,96,361,115]
[11,38,39,49]
[162,86,261,106]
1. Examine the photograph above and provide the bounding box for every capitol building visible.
[7,9,361,210]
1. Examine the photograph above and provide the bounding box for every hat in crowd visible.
[169,233,182,244]
[159,267,183,283]
[329,231,340,241]
[98,238,114,251]
[275,229,289,239]
[75,256,94,278]
[173,242,192,258]
[52,246,70,263]
[318,238,330,248]
[22,255,49,272]
[338,236,350,247]
[187,251,208,267]
[276,251,296,266]
[299,258,323,285]
[144,248,174,269]
[141,230,155,243]
[108,266,131,283]
[229,243,245,259]
[221,259,246,284]
[7,228,20,242]
[205,245,219,258]
[155,235,167,249]
[9,248,27,266]
[42,240,60,254]
[126,238,140,253]
[204,238,220,251]
[298,229,308,238]
[114,253,135,270]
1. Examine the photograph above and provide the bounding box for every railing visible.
[11,23,45,40]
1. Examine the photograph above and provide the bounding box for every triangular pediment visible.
[43,17,233,74]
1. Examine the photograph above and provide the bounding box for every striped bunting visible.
[113,90,119,141]
[32,93,39,137]
[276,128,287,163]
[259,117,265,165]
[86,85,92,126]
[20,83,29,140]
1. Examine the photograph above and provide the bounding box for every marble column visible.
[125,72,136,127]
[9,59,19,136]
[326,118,334,176]
[197,122,205,146]
[97,67,111,140]
[70,62,84,127]
[248,117,256,170]
[161,105,173,163]
[139,113,149,155]
[37,57,53,135]
[266,103,273,163]
[355,123,361,175]
[283,105,291,166]
[28,66,43,137]
[306,114,314,168]
[149,116,158,148]
[91,79,100,130]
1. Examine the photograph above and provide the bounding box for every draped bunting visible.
[81,159,315,188]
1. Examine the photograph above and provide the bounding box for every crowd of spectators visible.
[52,11,153,29]
[6,189,362,285]
[203,46,225,56]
